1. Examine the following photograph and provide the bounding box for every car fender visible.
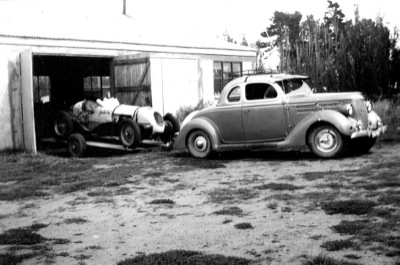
[285,110,353,146]
[173,117,221,151]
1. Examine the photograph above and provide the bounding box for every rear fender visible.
[285,110,353,146]
[173,117,221,151]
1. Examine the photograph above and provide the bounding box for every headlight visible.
[347,104,353,116]
[365,101,373,113]
[338,104,353,116]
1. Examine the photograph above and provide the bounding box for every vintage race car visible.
[54,97,179,155]
[173,73,386,158]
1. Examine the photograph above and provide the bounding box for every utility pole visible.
[122,0,126,15]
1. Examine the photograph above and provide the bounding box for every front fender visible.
[172,117,220,151]
[285,110,353,146]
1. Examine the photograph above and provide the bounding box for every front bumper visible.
[351,125,387,139]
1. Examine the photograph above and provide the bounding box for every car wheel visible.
[348,137,377,154]
[54,111,73,140]
[67,133,86,158]
[307,124,345,158]
[160,113,180,143]
[119,120,141,148]
[187,130,212,158]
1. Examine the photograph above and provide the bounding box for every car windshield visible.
[275,79,312,96]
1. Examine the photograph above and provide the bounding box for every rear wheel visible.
[187,130,212,158]
[160,113,180,143]
[54,111,73,140]
[119,120,141,148]
[67,133,86,158]
[307,124,346,158]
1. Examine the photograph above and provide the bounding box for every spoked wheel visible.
[160,113,180,143]
[119,120,141,148]
[67,133,86,158]
[187,130,212,158]
[54,111,73,140]
[307,124,346,158]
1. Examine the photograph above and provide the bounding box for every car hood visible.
[287,92,364,104]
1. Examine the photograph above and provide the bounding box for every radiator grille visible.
[352,100,368,129]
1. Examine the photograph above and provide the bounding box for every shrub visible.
[175,100,214,123]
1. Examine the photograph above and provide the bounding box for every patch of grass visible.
[66,196,89,206]
[142,171,164,178]
[213,206,244,216]
[222,219,233,224]
[29,223,48,231]
[234,222,253,230]
[64,218,88,224]
[114,187,133,195]
[321,200,376,215]
[331,220,369,235]
[378,194,400,206]
[321,239,355,251]
[87,189,113,197]
[149,199,175,205]
[173,157,226,170]
[256,182,303,191]
[208,188,259,203]
[302,254,359,265]
[0,228,46,245]
[343,254,361,260]
[302,171,327,181]
[0,253,37,265]
[264,193,296,202]
[93,197,115,204]
[118,250,251,265]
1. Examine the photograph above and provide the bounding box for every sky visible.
[1,0,399,46]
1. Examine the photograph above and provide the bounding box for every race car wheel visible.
[67,133,86,158]
[54,111,73,140]
[187,130,212,158]
[307,124,345,158]
[119,120,141,148]
[348,137,377,155]
[160,113,180,143]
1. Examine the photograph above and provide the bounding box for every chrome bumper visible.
[351,125,387,139]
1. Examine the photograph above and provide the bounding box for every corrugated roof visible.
[0,0,256,53]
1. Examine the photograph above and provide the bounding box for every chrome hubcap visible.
[194,136,207,152]
[315,129,338,153]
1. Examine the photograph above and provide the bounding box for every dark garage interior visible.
[33,55,113,140]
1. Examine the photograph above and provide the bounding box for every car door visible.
[242,83,288,142]
[205,85,245,143]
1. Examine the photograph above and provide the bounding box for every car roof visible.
[240,73,309,84]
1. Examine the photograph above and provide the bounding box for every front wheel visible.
[67,133,86,158]
[119,120,141,148]
[187,130,212,158]
[54,111,73,140]
[307,124,346,158]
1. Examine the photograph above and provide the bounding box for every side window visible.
[245,83,277,100]
[227,86,241,102]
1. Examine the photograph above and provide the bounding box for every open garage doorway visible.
[32,55,113,143]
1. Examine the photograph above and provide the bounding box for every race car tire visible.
[67,133,86,158]
[54,111,73,140]
[307,124,346,158]
[119,119,141,148]
[160,113,180,143]
[187,130,212,158]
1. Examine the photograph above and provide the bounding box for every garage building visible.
[0,3,256,153]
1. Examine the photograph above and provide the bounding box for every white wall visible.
[0,47,24,150]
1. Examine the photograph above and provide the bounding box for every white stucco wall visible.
[0,47,24,150]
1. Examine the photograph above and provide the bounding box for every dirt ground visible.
[0,142,399,265]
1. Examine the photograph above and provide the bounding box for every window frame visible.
[213,61,242,95]
[84,75,110,99]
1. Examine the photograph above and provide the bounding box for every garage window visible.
[214,62,242,95]
[33,76,51,103]
[84,76,110,99]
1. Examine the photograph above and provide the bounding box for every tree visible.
[122,0,126,15]
[241,36,249,46]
